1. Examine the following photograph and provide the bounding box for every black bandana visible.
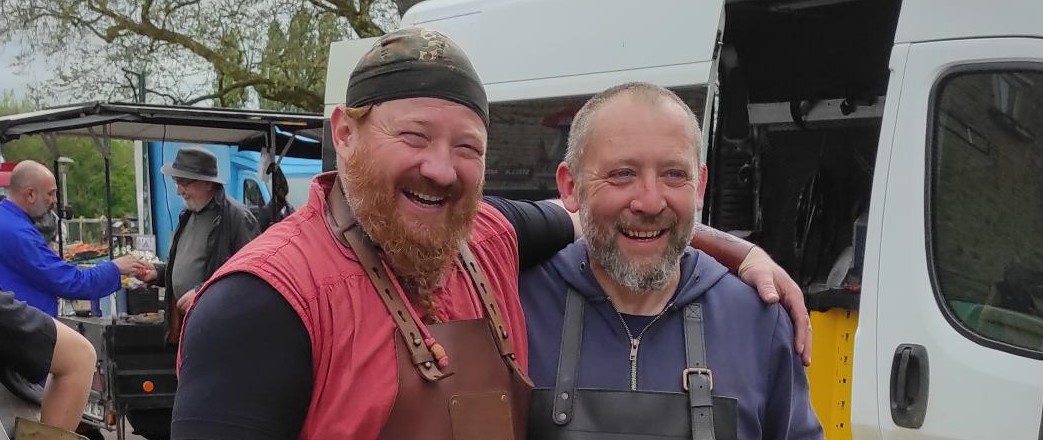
[345,27,489,125]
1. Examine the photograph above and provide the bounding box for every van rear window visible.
[484,86,706,200]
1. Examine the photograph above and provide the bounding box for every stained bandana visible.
[345,27,489,125]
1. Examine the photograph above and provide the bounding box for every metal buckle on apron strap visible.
[682,367,714,392]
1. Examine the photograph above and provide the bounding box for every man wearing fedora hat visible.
[141,147,259,331]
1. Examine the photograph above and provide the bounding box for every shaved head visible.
[8,161,57,219]
[10,161,54,191]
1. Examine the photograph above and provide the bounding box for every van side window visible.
[243,179,264,208]
[931,69,1043,354]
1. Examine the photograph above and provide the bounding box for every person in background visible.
[251,163,296,232]
[0,161,147,316]
[139,146,259,337]
[1,290,96,435]
[32,209,62,254]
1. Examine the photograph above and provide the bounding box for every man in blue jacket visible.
[521,83,823,439]
[0,161,147,316]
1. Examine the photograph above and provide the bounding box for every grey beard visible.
[579,203,694,293]
[591,244,678,292]
[186,197,213,213]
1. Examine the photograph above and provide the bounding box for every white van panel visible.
[896,0,1043,44]
[402,0,723,102]
[850,40,912,440]
[872,37,1043,440]
[324,37,380,116]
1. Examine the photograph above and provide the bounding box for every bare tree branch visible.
[1,0,393,110]
[143,87,186,103]
[74,0,323,109]
[306,0,339,14]
[166,0,203,14]
[181,78,268,106]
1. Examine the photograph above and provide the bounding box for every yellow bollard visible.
[806,309,858,440]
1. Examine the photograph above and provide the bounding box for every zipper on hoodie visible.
[609,301,672,390]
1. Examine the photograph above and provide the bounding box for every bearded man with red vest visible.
[170,28,812,439]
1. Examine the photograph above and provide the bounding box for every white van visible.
[326,1,1043,438]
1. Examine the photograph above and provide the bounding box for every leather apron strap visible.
[325,180,446,381]
[458,244,526,378]
[550,288,585,425]
[683,303,716,440]
[547,291,718,439]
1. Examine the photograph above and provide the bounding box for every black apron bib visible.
[528,289,738,440]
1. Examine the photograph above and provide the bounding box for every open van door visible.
[855,5,1043,439]
[392,0,725,199]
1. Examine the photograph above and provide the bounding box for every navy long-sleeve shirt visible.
[0,199,120,316]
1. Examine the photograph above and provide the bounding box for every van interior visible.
[708,0,903,296]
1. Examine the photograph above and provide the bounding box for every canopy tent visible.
[0,102,327,159]
[0,102,329,263]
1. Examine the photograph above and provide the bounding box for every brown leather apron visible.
[325,181,532,440]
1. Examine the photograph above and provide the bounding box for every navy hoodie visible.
[520,240,823,440]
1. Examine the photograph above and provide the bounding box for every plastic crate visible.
[126,286,160,315]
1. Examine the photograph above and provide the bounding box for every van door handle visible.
[890,344,930,428]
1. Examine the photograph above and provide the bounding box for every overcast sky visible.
[0,42,31,98]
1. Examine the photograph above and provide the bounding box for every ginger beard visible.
[340,142,482,294]
[577,184,695,293]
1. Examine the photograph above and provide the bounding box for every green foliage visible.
[0,0,400,111]
[1,99,137,218]
[259,7,343,111]
[214,29,249,108]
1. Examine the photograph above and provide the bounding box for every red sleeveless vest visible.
[180,173,529,439]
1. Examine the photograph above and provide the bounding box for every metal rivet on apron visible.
[560,392,569,400]
[556,412,568,422]
[500,327,508,339]
[580,262,586,270]
[412,337,422,346]
[501,394,508,401]
[423,361,433,369]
